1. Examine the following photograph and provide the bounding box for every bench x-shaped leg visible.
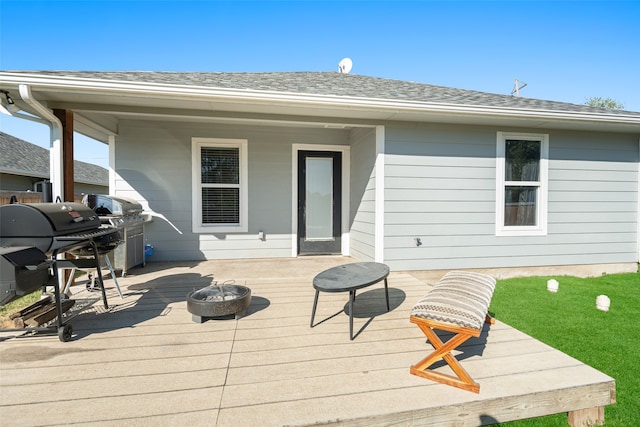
[409,316,481,393]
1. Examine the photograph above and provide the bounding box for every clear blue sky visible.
[1,0,639,168]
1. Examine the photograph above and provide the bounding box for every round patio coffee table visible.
[311,262,390,340]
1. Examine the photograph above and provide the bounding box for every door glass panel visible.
[306,157,333,240]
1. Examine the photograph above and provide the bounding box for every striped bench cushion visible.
[410,271,496,330]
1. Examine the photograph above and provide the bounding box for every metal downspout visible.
[18,84,64,202]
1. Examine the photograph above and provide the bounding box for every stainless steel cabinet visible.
[114,224,144,276]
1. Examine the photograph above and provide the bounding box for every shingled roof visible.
[6,71,640,117]
[0,131,108,186]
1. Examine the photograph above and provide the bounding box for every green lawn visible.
[489,270,640,426]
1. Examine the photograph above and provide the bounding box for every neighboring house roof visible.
[0,131,108,186]
[4,70,640,116]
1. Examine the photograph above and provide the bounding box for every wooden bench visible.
[409,271,496,393]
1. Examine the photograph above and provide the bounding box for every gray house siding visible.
[348,127,377,261]
[0,173,37,191]
[114,119,350,261]
[383,123,497,270]
[382,123,638,271]
[1,173,106,197]
[75,182,109,195]
[114,119,638,269]
[547,131,638,265]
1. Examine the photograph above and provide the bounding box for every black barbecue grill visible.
[0,202,120,255]
[0,202,121,341]
[83,195,145,276]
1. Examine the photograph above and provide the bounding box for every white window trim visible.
[192,137,248,233]
[495,132,548,236]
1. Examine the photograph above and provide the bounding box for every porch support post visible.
[374,125,385,263]
[53,109,74,202]
[108,134,116,195]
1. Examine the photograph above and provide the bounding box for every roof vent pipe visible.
[18,84,64,202]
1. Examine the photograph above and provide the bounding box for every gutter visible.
[18,84,64,202]
[0,102,50,125]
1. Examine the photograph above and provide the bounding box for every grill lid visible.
[83,194,143,216]
[0,203,101,236]
[0,202,105,253]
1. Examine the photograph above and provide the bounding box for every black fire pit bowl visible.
[187,284,251,322]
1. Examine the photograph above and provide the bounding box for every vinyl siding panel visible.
[382,123,638,271]
[112,118,637,269]
[348,127,377,261]
[114,119,348,261]
[0,173,107,195]
[0,173,39,191]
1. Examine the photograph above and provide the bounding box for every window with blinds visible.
[192,138,248,232]
[201,147,240,224]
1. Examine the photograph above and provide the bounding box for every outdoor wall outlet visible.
[258,231,265,241]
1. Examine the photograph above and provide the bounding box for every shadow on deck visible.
[0,257,615,426]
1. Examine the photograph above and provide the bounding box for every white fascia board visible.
[3,72,640,126]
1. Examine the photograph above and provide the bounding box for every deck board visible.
[0,258,614,426]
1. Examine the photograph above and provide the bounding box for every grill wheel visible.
[58,324,73,342]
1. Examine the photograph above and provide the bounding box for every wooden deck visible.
[0,258,615,426]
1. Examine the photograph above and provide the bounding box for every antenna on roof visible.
[338,58,353,74]
[511,78,527,96]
